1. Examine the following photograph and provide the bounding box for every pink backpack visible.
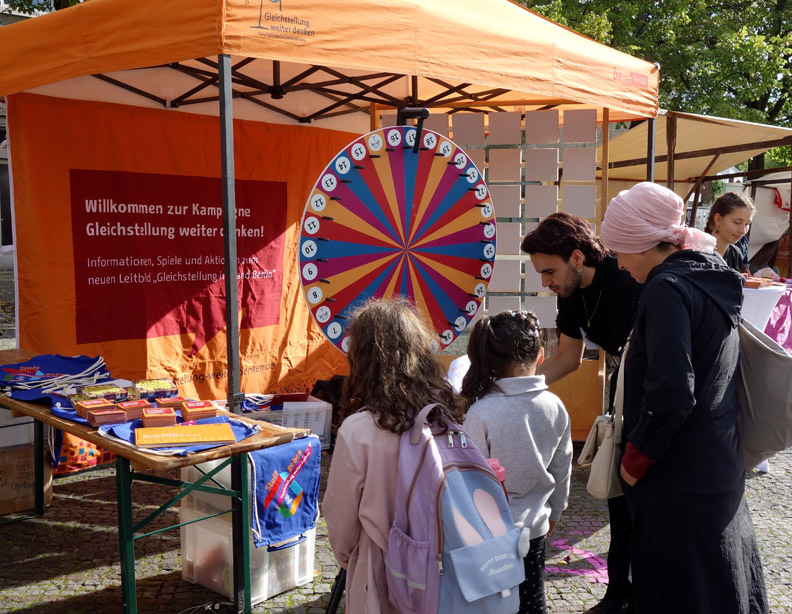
[384,403,524,613]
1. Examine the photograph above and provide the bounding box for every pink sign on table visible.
[764,286,792,353]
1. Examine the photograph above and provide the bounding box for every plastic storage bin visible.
[245,398,332,449]
[181,458,242,515]
[180,503,315,605]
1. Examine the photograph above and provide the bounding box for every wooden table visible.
[0,349,308,614]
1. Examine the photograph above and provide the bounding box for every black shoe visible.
[583,598,630,614]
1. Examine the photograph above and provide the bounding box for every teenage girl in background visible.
[323,297,467,614]
[461,310,572,614]
[705,192,755,273]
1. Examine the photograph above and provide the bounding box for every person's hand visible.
[547,520,558,536]
[620,463,639,486]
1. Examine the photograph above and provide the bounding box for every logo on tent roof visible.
[251,0,283,31]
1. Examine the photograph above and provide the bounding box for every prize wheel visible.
[299,125,496,353]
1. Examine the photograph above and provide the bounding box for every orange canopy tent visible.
[0,0,658,123]
[0,0,659,408]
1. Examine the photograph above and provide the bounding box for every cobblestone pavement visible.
[0,266,791,613]
[0,268,15,343]
[0,446,790,613]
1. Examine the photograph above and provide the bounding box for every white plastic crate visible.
[0,408,34,449]
[245,398,332,449]
[180,503,315,605]
[181,459,237,515]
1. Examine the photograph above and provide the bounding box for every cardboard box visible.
[0,408,34,449]
[0,444,53,515]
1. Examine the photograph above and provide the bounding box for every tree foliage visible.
[2,0,77,15]
[518,0,792,129]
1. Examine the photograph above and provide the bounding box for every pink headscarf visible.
[600,182,715,254]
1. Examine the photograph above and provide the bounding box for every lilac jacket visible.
[323,411,400,613]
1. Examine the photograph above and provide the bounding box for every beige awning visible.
[599,110,792,202]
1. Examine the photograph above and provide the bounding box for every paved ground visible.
[1,447,790,613]
[0,268,791,613]
[0,268,16,346]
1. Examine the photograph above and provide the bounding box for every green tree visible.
[519,0,792,129]
[2,0,77,15]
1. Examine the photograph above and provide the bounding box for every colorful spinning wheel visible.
[299,125,496,353]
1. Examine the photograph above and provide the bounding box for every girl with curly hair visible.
[323,297,466,613]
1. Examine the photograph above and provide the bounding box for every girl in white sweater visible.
[461,310,572,614]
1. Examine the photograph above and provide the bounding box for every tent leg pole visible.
[788,157,791,276]
[646,117,656,182]
[231,454,252,614]
[218,54,243,416]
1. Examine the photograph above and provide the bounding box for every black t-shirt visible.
[556,255,642,356]
[723,244,743,272]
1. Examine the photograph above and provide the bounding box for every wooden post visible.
[646,118,656,182]
[689,183,702,229]
[666,113,676,191]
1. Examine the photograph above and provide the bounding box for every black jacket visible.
[622,250,745,494]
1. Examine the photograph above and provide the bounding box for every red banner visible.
[70,169,286,355]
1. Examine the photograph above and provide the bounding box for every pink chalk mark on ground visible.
[546,538,610,584]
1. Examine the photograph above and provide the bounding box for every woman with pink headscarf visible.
[600,182,768,614]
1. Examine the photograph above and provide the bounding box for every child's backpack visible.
[385,403,524,613]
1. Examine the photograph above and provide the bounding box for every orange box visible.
[744,277,772,288]
[74,398,115,419]
[86,408,127,427]
[155,396,190,408]
[141,407,178,427]
[135,423,235,448]
[181,400,217,422]
[117,399,153,421]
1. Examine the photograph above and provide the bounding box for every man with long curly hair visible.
[522,213,640,614]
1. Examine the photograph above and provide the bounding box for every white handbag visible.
[577,414,612,467]
[584,339,630,500]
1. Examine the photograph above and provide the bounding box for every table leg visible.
[116,457,137,614]
[231,454,252,614]
[33,421,44,516]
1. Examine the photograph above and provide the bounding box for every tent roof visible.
[0,0,659,126]
[600,110,792,188]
